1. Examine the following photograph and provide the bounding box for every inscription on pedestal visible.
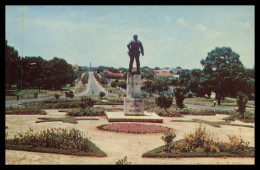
[124,97,144,115]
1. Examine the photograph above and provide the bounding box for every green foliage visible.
[151,106,231,117]
[161,129,177,153]
[94,72,107,85]
[67,107,105,116]
[115,156,131,165]
[173,86,186,109]
[5,106,47,115]
[223,112,254,123]
[99,91,105,98]
[106,97,124,104]
[5,128,107,156]
[141,93,148,99]
[143,123,254,158]
[36,117,99,124]
[153,78,170,95]
[152,107,186,117]
[54,93,61,99]
[5,40,20,88]
[236,91,248,118]
[81,71,89,84]
[177,123,251,153]
[117,80,127,89]
[110,80,117,87]
[200,47,254,104]
[79,96,95,109]
[155,95,173,109]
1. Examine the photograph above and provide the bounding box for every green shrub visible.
[99,91,105,98]
[6,128,91,152]
[141,93,148,99]
[5,106,47,115]
[173,86,186,109]
[177,123,251,153]
[155,95,173,109]
[236,91,248,119]
[54,93,61,99]
[67,107,105,117]
[115,156,131,165]
[110,81,117,87]
[223,111,254,123]
[152,107,184,117]
[161,129,177,153]
[79,96,95,109]
[106,97,124,104]
[5,128,107,156]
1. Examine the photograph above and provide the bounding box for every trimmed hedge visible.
[5,106,47,115]
[67,107,105,116]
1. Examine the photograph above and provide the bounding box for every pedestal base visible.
[124,97,144,116]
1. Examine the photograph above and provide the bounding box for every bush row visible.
[149,106,235,117]
[5,106,47,115]
[67,107,105,117]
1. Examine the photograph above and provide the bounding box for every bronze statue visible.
[127,34,144,73]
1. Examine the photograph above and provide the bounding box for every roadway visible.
[5,71,115,106]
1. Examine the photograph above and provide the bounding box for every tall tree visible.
[200,47,246,105]
[5,40,20,88]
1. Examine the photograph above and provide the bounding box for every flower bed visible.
[97,123,171,134]
[5,128,107,157]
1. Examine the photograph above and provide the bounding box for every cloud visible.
[177,17,189,27]
[208,29,223,37]
[238,22,251,30]
[194,24,206,32]
[193,23,223,37]
[165,16,172,23]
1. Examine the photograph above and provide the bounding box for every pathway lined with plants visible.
[5,109,254,164]
[6,72,117,106]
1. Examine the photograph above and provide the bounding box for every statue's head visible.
[133,34,138,41]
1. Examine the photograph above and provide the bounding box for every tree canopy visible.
[200,47,253,104]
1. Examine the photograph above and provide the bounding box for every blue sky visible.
[5,5,254,69]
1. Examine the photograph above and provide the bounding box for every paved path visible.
[76,72,116,97]
[5,109,255,164]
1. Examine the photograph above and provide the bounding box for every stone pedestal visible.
[124,73,145,116]
[106,72,163,123]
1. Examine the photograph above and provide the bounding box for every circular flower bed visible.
[97,123,171,134]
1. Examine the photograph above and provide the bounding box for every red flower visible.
[97,123,171,134]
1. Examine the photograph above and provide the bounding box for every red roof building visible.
[154,72,176,79]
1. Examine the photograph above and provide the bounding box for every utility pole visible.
[20,6,24,91]
[90,62,91,71]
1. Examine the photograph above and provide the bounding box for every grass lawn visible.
[184,97,255,112]
[105,85,126,96]
[35,116,99,124]
[5,88,63,101]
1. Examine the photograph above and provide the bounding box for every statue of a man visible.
[127,34,144,73]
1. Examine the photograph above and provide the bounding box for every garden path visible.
[5,109,254,165]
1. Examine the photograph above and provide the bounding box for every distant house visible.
[154,72,176,79]
[72,64,82,70]
[103,69,124,79]
[141,79,148,87]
